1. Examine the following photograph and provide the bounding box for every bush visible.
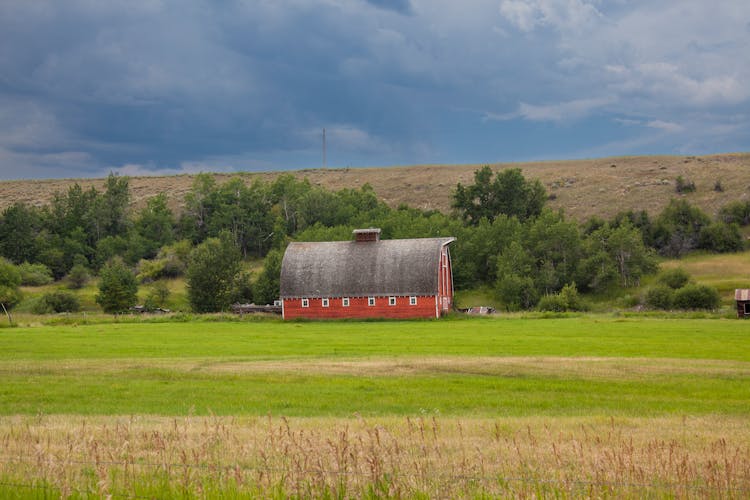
[537,293,568,312]
[143,281,171,311]
[537,283,587,312]
[33,290,80,314]
[497,274,538,311]
[66,264,90,289]
[673,284,720,310]
[675,176,696,193]
[698,222,744,253]
[658,268,691,289]
[645,285,674,310]
[718,201,750,226]
[17,262,54,286]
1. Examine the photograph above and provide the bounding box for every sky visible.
[0,0,748,179]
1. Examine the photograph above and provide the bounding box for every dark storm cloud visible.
[0,1,748,179]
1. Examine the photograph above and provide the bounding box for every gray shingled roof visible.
[280,237,455,298]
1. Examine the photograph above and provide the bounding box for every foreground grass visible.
[1,415,747,498]
[0,316,748,416]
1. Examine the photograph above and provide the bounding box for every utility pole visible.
[322,127,326,169]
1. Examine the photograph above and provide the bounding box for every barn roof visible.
[735,289,750,301]
[280,236,455,298]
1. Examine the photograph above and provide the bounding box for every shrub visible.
[537,293,567,312]
[17,262,54,286]
[658,268,691,289]
[497,274,538,311]
[33,290,80,314]
[66,264,90,289]
[537,283,587,312]
[714,180,724,192]
[698,222,744,253]
[718,201,750,226]
[143,281,171,311]
[645,285,674,310]
[675,176,696,194]
[673,284,720,310]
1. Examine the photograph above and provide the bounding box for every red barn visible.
[280,228,456,320]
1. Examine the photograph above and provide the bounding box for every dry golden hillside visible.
[1,153,748,221]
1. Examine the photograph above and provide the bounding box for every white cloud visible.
[488,96,612,122]
[646,120,683,133]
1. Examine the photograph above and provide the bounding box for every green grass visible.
[15,277,190,314]
[1,316,748,417]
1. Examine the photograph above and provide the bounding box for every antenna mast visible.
[322,128,327,169]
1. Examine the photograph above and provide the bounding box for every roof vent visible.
[353,228,381,242]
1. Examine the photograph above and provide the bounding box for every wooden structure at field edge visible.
[280,228,455,319]
[735,289,750,318]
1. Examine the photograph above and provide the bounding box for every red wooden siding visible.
[283,296,438,319]
[437,246,454,313]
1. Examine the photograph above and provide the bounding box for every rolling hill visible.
[1,152,748,221]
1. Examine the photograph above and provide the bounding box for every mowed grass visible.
[1,316,748,417]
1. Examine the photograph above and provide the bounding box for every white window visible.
[301,298,309,308]
[342,298,350,307]
[389,296,396,306]
[322,298,329,307]
[368,297,376,306]
[410,296,417,306]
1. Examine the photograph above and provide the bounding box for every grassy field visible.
[1,316,748,497]
[1,316,748,417]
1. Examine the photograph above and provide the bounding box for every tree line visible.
[0,167,745,315]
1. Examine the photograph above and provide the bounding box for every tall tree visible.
[186,232,241,312]
[0,203,43,263]
[0,258,22,324]
[453,166,546,225]
[135,193,176,259]
[96,258,138,314]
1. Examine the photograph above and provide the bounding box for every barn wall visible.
[437,247,454,313]
[283,296,437,319]
[737,301,750,318]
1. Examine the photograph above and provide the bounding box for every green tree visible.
[653,199,711,257]
[66,263,90,289]
[0,258,22,324]
[698,222,744,253]
[186,233,241,313]
[253,249,283,304]
[525,210,582,294]
[496,241,538,310]
[578,222,656,292]
[96,258,138,314]
[134,193,175,259]
[453,166,546,225]
[0,202,43,263]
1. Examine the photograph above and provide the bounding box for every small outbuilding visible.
[280,228,455,320]
[735,289,750,318]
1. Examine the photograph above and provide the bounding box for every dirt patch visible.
[3,356,748,380]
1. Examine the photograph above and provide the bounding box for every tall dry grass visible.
[1,415,748,498]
